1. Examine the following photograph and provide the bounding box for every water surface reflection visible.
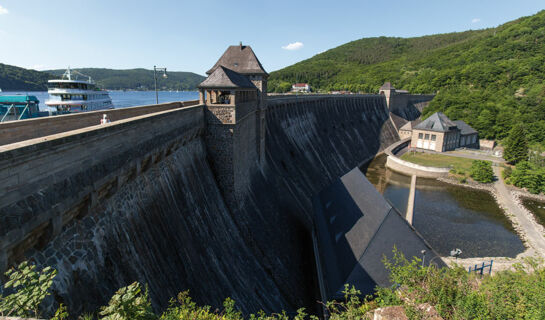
[362,154,524,258]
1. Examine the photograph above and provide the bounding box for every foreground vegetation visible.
[270,10,545,148]
[2,249,544,319]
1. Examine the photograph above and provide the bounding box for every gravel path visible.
[492,166,545,256]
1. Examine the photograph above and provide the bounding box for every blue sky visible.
[0,0,543,75]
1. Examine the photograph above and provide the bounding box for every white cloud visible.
[282,41,304,51]
[0,5,8,15]
[471,18,481,23]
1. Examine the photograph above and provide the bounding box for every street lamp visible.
[154,66,168,104]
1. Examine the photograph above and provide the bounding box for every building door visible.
[423,141,429,149]
[430,142,436,151]
[417,140,423,148]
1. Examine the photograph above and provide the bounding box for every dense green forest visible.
[0,63,52,91]
[45,68,205,91]
[269,10,545,147]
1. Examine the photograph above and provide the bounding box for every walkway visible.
[444,149,505,164]
[492,166,545,256]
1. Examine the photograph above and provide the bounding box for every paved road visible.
[492,166,545,256]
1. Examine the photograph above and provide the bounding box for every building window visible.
[431,134,436,141]
[425,134,430,140]
[418,133,423,139]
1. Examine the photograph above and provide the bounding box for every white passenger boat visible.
[45,67,114,113]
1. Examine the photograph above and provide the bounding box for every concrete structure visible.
[410,112,478,152]
[379,82,434,120]
[0,45,436,316]
[384,139,450,178]
[313,168,444,299]
[292,83,310,93]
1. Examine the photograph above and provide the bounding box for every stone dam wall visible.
[0,95,401,316]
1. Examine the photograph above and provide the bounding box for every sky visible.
[0,0,544,75]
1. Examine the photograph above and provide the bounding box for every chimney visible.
[239,41,242,49]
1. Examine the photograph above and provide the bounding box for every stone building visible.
[198,43,268,208]
[398,119,421,140]
[410,112,478,152]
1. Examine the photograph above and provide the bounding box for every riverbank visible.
[436,167,545,273]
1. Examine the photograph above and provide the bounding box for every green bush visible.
[98,282,155,320]
[0,261,57,318]
[470,160,494,183]
[510,161,545,194]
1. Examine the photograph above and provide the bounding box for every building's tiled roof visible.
[379,82,395,91]
[206,44,268,76]
[293,83,309,87]
[389,112,408,130]
[198,66,257,89]
[414,112,457,132]
[399,119,422,131]
[453,120,478,135]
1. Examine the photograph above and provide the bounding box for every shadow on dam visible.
[362,154,525,258]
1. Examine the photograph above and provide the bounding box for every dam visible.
[0,44,436,315]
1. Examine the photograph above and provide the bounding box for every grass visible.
[400,152,476,174]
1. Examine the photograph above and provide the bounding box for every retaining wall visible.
[385,139,450,178]
[0,100,199,146]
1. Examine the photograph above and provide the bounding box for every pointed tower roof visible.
[379,82,395,91]
[206,44,268,76]
[198,66,257,89]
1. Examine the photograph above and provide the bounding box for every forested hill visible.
[45,68,206,91]
[0,64,52,91]
[270,10,545,146]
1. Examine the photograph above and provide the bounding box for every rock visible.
[366,304,444,320]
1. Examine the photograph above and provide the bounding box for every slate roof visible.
[206,45,268,76]
[453,120,478,135]
[399,119,422,131]
[314,168,445,299]
[198,66,257,89]
[389,112,408,130]
[414,112,457,132]
[379,82,395,91]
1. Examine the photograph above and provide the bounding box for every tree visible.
[470,160,494,183]
[504,124,529,164]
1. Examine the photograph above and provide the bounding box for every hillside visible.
[0,63,52,91]
[45,68,205,91]
[270,10,545,146]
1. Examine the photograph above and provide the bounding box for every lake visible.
[362,154,525,258]
[0,91,199,110]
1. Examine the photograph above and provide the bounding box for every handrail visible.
[1,104,14,122]
[18,103,30,120]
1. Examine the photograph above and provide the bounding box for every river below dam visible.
[362,154,525,258]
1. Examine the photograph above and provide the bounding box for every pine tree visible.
[504,124,528,164]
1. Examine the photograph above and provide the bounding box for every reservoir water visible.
[362,154,525,258]
[1,91,199,110]
[521,197,545,229]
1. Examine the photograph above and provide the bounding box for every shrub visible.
[99,282,155,320]
[0,261,57,318]
[470,160,494,183]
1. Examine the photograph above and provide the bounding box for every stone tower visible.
[379,82,396,109]
[198,44,268,208]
